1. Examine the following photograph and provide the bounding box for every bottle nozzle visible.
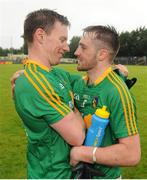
[102,106,107,111]
[95,106,110,119]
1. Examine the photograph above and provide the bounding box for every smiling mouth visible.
[58,54,63,58]
[59,52,64,57]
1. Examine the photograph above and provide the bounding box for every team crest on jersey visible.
[92,97,98,108]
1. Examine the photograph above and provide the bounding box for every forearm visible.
[80,144,137,166]
[71,134,141,167]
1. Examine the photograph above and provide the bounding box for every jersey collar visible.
[23,59,52,72]
[82,67,112,86]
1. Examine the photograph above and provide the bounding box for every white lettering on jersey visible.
[74,93,80,100]
[59,83,65,89]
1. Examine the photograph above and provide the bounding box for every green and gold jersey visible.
[14,60,74,179]
[72,67,139,179]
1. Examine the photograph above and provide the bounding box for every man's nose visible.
[74,48,79,56]
[63,44,70,52]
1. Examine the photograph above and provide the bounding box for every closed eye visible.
[60,37,67,43]
[79,43,87,50]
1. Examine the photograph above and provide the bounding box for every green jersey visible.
[14,60,74,179]
[72,67,139,179]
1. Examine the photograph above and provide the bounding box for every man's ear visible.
[34,28,46,44]
[96,48,108,61]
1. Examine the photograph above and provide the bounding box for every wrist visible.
[76,146,85,162]
[79,146,94,164]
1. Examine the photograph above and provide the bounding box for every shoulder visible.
[103,71,136,110]
[14,71,40,101]
[53,67,69,76]
[106,71,130,96]
[15,73,32,92]
[53,67,71,82]
[73,75,85,90]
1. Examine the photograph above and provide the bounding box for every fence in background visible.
[0,56,147,65]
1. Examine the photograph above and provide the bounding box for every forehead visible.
[80,32,96,46]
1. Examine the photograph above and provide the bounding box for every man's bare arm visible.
[70,134,141,166]
[51,111,85,146]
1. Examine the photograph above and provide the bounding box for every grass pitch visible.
[0,64,147,178]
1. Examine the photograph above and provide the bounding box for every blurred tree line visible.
[0,27,147,57]
[118,27,147,57]
[0,47,24,56]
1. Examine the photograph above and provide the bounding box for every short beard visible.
[77,61,97,72]
[77,64,94,72]
[77,66,87,71]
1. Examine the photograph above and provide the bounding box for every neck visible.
[28,46,51,69]
[87,62,111,84]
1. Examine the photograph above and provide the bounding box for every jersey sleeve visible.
[33,90,71,125]
[14,71,71,125]
[107,82,139,139]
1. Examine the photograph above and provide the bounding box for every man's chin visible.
[77,65,86,71]
[51,61,60,66]
[54,58,61,65]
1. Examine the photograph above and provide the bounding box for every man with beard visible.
[11,13,131,178]
[70,25,141,179]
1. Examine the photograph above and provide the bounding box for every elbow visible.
[131,154,141,166]
[70,133,85,146]
[76,133,85,146]
[127,151,141,166]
